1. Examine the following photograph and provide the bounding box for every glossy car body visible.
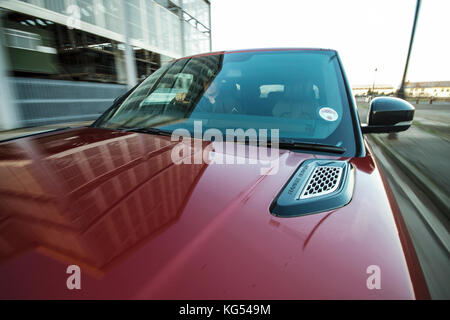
[0,48,429,299]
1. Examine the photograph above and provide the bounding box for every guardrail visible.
[9,77,127,127]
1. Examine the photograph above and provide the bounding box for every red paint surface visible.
[0,127,429,299]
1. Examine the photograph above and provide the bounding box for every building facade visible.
[405,81,450,98]
[351,84,395,97]
[352,81,450,99]
[1,0,211,84]
[0,0,211,129]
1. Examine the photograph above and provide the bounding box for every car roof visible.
[176,47,337,61]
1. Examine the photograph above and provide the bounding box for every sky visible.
[210,0,450,87]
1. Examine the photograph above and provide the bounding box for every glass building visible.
[0,0,211,85]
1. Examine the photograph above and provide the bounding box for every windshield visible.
[94,50,357,156]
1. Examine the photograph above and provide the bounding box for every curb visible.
[369,134,450,217]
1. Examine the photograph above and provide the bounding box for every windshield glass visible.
[94,50,357,156]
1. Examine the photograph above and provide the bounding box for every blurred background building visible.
[352,81,450,100]
[0,0,211,130]
[405,81,450,99]
[352,84,396,97]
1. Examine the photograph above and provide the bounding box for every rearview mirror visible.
[361,97,414,134]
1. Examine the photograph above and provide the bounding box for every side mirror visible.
[361,97,414,134]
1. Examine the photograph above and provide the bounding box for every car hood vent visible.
[270,160,354,217]
[299,165,343,199]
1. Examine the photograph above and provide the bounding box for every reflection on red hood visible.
[0,127,428,299]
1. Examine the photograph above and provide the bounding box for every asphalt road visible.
[357,101,450,299]
[414,103,450,123]
[369,137,450,299]
[413,103,450,142]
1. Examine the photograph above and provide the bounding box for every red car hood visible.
[0,127,428,299]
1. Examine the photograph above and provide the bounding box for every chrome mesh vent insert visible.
[270,159,354,217]
[298,165,343,199]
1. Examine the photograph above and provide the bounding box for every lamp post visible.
[372,67,378,99]
[397,0,421,99]
[390,0,421,140]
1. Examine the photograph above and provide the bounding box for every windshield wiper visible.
[118,127,172,136]
[268,139,346,154]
